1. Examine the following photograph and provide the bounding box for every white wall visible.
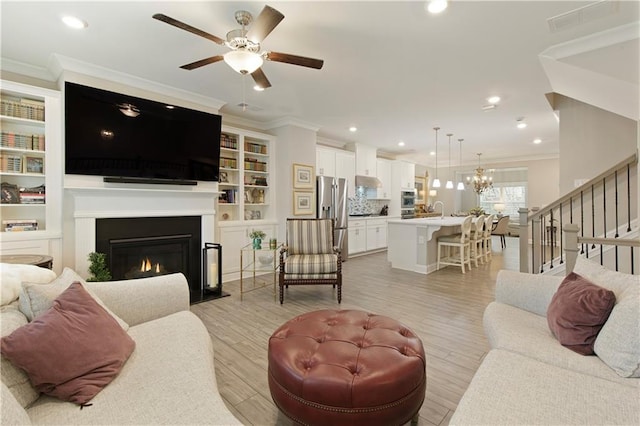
[269,124,317,242]
[556,95,637,194]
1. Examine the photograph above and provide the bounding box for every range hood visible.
[355,175,382,188]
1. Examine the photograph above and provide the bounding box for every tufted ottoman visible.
[268,309,426,426]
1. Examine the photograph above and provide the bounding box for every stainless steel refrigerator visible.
[317,176,349,260]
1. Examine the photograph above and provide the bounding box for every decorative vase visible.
[252,238,262,249]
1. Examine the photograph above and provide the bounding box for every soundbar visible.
[103,177,198,186]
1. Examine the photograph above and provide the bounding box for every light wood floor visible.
[190,235,520,425]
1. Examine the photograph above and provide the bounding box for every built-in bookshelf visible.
[0,80,61,242]
[217,126,274,224]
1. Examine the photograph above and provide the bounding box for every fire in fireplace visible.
[96,216,203,303]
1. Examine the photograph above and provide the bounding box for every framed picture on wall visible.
[293,191,314,215]
[292,163,314,189]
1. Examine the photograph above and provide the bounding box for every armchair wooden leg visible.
[279,283,284,304]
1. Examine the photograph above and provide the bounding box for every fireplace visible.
[96,216,204,303]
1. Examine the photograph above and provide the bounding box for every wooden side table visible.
[0,254,53,269]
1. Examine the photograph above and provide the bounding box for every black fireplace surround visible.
[96,216,203,303]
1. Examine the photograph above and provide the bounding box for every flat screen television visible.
[65,82,221,183]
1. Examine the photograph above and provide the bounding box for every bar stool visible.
[436,216,473,273]
[469,214,485,268]
[483,214,495,262]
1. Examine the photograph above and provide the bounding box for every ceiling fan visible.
[153,5,324,90]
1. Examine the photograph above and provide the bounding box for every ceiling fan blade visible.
[180,55,224,70]
[153,13,225,45]
[246,6,284,43]
[265,52,324,69]
[251,68,272,89]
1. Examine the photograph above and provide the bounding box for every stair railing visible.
[518,153,637,274]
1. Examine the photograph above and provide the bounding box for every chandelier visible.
[466,153,493,194]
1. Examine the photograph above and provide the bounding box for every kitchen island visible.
[387,216,470,274]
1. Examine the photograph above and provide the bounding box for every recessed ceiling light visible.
[398,141,405,147]
[482,104,497,111]
[62,15,88,29]
[349,126,357,132]
[253,85,264,91]
[487,96,501,104]
[430,151,436,156]
[165,105,175,109]
[533,138,542,144]
[426,0,448,14]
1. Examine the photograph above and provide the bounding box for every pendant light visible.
[457,138,465,190]
[445,133,454,189]
[432,127,441,188]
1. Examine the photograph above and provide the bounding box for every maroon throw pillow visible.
[0,282,135,405]
[547,272,616,355]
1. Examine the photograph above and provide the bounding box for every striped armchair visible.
[278,218,342,304]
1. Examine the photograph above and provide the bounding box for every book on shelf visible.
[3,219,38,232]
[1,132,45,150]
[0,154,23,173]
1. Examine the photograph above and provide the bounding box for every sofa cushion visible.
[1,303,39,408]
[19,267,129,331]
[450,349,640,426]
[25,311,242,425]
[1,382,32,426]
[547,272,615,355]
[1,282,135,405]
[573,258,640,378]
[484,301,631,386]
[0,263,56,306]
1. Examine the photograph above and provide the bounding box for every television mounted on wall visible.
[65,82,221,184]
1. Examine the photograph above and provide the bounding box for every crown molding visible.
[1,58,57,82]
[48,54,227,111]
[264,116,320,132]
[540,22,639,60]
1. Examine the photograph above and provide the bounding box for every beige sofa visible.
[451,259,640,425]
[1,269,241,425]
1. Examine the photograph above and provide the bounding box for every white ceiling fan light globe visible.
[427,0,448,14]
[224,50,263,74]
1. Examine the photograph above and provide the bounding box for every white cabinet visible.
[354,144,377,177]
[365,218,388,251]
[316,146,336,177]
[218,126,275,224]
[348,220,366,255]
[398,161,415,189]
[219,222,277,281]
[375,159,391,199]
[335,151,355,198]
[0,80,62,261]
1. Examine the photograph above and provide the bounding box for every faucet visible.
[433,201,444,219]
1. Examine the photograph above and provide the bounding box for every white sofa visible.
[451,259,639,425]
[1,268,241,425]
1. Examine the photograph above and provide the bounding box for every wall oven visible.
[400,189,416,219]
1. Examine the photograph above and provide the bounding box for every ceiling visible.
[1,1,638,168]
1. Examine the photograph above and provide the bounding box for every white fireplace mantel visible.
[66,184,218,277]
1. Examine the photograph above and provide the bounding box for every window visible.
[479,183,527,218]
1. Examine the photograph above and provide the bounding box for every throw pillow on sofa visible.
[19,267,129,331]
[547,272,615,355]
[1,282,136,405]
[0,263,56,306]
[573,258,640,378]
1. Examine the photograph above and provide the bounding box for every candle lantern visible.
[202,242,227,300]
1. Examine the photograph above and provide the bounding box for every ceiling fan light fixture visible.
[118,103,140,118]
[427,0,448,14]
[224,50,263,74]
[253,85,265,91]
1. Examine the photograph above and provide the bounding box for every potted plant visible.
[249,229,266,249]
[87,252,112,282]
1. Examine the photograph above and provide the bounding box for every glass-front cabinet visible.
[0,80,62,254]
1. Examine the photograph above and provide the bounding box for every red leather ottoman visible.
[268,309,426,426]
